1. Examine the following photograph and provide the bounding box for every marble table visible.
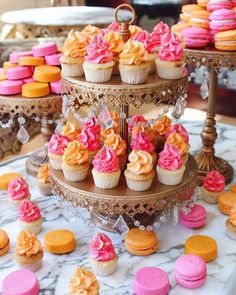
[0,120,236,295]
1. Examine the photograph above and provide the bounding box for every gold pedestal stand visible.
[185,48,236,185]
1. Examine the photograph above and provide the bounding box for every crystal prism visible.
[113,215,129,234]
[55,121,63,134]
[171,98,186,120]
[173,206,179,225]
[62,94,69,117]
[98,106,114,130]
[200,79,209,99]
[17,126,30,144]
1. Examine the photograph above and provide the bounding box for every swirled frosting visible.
[81,25,100,41]
[85,35,113,64]
[158,143,183,171]
[166,132,189,157]
[100,21,121,36]
[60,122,81,141]
[119,39,148,65]
[82,116,101,136]
[16,231,42,257]
[165,123,189,144]
[158,31,183,62]
[151,21,170,48]
[229,205,236,226]
[62,29,88,58]
[131,131,155,153]
[78,128,100,152]
[48,134,71,155]
[69,267,100,295]
[133,30,156,54]
[128,114,147,133]
[100,126,118,139]
[152,115,172,136]
[62,140,88,166]
[104,31,124,55]
[18,200,42,223]
[203,170,225,192]
[110,110,120,126]
[104,134,127,156]
[8,178,29,200]
[127,150,153,175]
[90,232,116,262]
[37,163,50,183]
[129,25,143,37]
[93,146,119,173]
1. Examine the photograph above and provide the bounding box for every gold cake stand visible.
[0,94,62,176]
[184,47,236,185]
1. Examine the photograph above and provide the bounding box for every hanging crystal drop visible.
[17,126,30,144]
[113,215,129,234]
[62,94,69,117]
[55,121,63,134]
[173,206,179,225]
[171,98,186,120]
[98,106,114,129]
[200,79,209,99]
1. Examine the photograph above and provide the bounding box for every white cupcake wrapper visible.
[84,67,113,83]
[155,59,185,80]
[90,259,117,276]
[226,228,236,240]
[49,157,62,170]
[92,170,120,189]
[18,219,42,235]
[156,165,185,186]
[125,177,153,192]
[62,166,89,182]
[38,184,52,196]
[17,259,42,272]
[119,67,149,84]
[61,63,84,77]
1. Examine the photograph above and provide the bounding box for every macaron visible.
[18,56,45,66]
[171,22,192,38]
[44,229,76,254]
[231,183,236,193]
[207,0,232,12]
[0,68,6,81]
[9,51,33,64]
[23,77,35,84]
[125,228,158,256]
[45,53,63,66]
[182,27,209,48]
[185,235,217,262]
[0,80,23,95]
[22,82,50,98]
[190,10,210,29]
[179,204,206,228]
[215,30,236,51]
[180,4,204,22]
[209,9,236,32]
[33,65,61,83]
[133,267,170,295]
[3,61,18,71]
[2,269,39,295]
[6,66,32,80]
[198,0,208,8]
[218,191,236,214]
[175,254,207,289]
[0,172,22,190]
[50,80,61,94]
[32,42,58,57]
[0,229,10,256]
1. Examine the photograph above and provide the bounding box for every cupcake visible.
[81,25,101,41]
[37,163,51,195]
[8,178,31,204]
[92,146,121,189]
[83,35,114,83]
[151,115,172,149]
[78,128,100,164]
[131,123,156,144]
[15,231,44,272]
[155,31,185,80]
[89,232,118,276]
[104,134,127,170]
[48,134,71,170]
[128,114,147,135]
[201,170,225,204]
[100,110,120,141]
[166,132,190,163]
[60,30,88,77]
[18,200,43,234]
[165,123,189,144]
[151,21,170,52]
[60,121,81,141]
[157,143,185,186]
[119,39,150,84]
[62,140,89,182]
[124,150,155,191]
[100,21,121,36]
[68,267,100,295]
[82,115,101,136]
[129,25,143,37]
[226,205,236,240]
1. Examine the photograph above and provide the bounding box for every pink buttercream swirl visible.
[158,31,183,62]
[158,143,183,171]
[85,35,113,64]
[165,123,189,144]
[131,131,155,153]
[18,200,42,222]
[203,170,225,192]
[82,116,101,136]
[128,115,147,133]
[78,128,100,152]
[93,146,119,173]
[89,232,116,262]
[48,134,71,155]
[8,178,29,200]
[133,30,156,54]
[100,21,121,36]
[151,21,170,49]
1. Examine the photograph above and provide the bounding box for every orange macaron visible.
[180,4,204,22]
[197,0,208,8]
[44,229,76,254]
[231,184,236,193]
[190,10,210,29]
[22,82,50,98]
[218,191,236,214]
[215,30,236,51]
[0,229,10,256]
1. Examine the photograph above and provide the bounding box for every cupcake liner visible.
[37,181,52,196]
[89,256,118,276]
[157,165,185,186]
[62,165,89,182]
[92,169,121,189]
[201,187,221,204]
[155,59,185,80]
[17,258,42,272]
[119,67,149,84]
[84,67,113,83]
[18,218,43,235]
[226,227,236,240]
[125,177,153,192]
[61,63,84,77]
[49,157,62,170]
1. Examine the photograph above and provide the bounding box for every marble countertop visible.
[0,120,236,295]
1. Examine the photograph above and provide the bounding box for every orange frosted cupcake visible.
[166,132,190,163]
[151,115,172,149]
[60,121,81,141]
[62,140,89,182]
[37,163,51,195]
[81,25,100,41]
[129,25,143,37]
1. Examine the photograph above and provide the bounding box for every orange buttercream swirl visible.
[127,150,153,175]
[110,110,120,126]
[62,140,88,166]
[129,25,143,37]
[119,39,148,65]
[229,205,236,226]
[104,31,124,55]
[81,25,101,41]
[100,127,118,139]
[152,115,172,136]
[16,231,42,257]
[61,122,81,141]
[69,267,100,295]
[63,29,88,58]
[104,134,127,156]
[166,132,189,157]
[37,163,50,183]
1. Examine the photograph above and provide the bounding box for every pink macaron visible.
[50,80,61,94]
[175,254,207,289]
[45,53,62,66]
[9,51,32,64]
[6,66,32,80]
[182,27,210,48]
[0,80,23,95]
[209,9,236,32]
[2,269,39,295]
[133,267,169,295]
[32,42,58,57]
[179,204,206,228]
[207,0,232,11]
[22,77,35,84]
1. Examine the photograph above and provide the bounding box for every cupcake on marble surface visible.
[60,121,81,141]
[69,267,100,295]
[89,232,118,276]
[62,140,89,182]
[8,177,31,204]
[151,115,172,149]
[81,24,101,41]
[92,146,121,189]
[48,134,71,170]
[166,132,190,164]
[226,205,236,240]
[151,21,170,52]
[37,163,51,195]
[83,35,114,83]
[18,200,43,234]
[157,143,185,186]
[15,231,44,272]
[201,170,225,204]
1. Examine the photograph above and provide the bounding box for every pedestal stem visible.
[120,104,129,143]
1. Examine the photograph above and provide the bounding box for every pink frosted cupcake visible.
[166,132,189,164]
[128,114,148,134]
[8,178,31,204]
[83,35,114,82]
[165,123,189,144]
[201,170,225,204]
[18,200,43,234]
[100,21,121,36]
[92,146,121,189]
[48,134,71,170]
[82,115,101,137]
[157,143,185,185]
[89,232,118,276]
[151,21,170,52]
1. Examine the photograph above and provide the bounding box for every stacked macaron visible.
[179,204,207,228]
[218,191,236,214]
[0,42,62,97]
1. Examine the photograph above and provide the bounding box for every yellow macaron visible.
[215,30,236,51]
[180,4,204,22]
[44,229,76,254]
[190,10,210,29]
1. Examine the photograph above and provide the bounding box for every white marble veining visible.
[0,120,236,295]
